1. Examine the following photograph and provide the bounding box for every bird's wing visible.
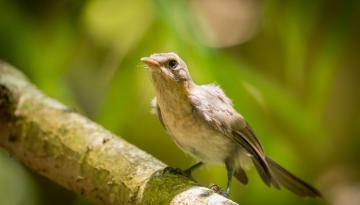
[151,97,166,129]
[190,84,279,188]
[234,122,265,156]
[189,84,264,154]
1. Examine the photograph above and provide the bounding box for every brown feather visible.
[266,157,322,197]
[233,130,280,188]
[234,167,248,185]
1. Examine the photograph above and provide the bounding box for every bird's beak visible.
[141,57,160,67]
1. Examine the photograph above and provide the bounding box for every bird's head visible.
[141,52,191,82]
[141,52,194,108]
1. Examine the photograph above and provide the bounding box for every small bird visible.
[141,52,321,197]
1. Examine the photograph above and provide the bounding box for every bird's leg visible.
[163,162,203,181]
[183,162,204,178]
[224,162,234,197]
[162,167,183,175]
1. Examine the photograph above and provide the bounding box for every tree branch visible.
[0,61,238,205]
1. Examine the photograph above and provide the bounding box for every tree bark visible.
[0,61,238,205]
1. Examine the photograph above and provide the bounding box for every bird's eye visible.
[168,59,178,69]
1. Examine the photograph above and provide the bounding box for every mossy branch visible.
[0,62,238,205]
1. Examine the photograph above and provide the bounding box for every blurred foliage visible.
[0,0,360,204]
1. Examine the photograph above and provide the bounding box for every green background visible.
[0,0,359,204]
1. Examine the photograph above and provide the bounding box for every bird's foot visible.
[182,169,194,179]
[208,184,229,198]
[163,166,183,175]
[162,167,196,181]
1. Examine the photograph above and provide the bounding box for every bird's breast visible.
[160,105,235,163]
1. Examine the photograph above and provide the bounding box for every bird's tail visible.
[266,157,322,197]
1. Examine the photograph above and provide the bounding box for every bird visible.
[141,52,321,198]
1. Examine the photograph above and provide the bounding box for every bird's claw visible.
[162,167,195,181]
[182,169,193,178]
[163,167,183,174]
[208,184,229,198]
